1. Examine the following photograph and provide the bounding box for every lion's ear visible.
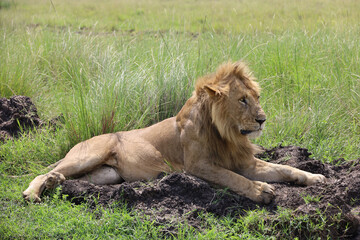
[204,84,229,98]
[204,84,219,97]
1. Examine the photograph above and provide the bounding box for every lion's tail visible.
[5,159,64,178]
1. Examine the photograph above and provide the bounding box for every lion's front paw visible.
[305,173,326,186]
[249,181,275,204]
[22,189,41,203]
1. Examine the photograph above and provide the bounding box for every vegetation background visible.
[0,0,359,238]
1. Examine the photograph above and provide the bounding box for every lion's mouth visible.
[240,127,263,136]
[239,124,264,136]
[240,130,253,135]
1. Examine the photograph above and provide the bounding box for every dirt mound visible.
[0,96,62,142]
[61,146,360,239]
[0,96,42,142]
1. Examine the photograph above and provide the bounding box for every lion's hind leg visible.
[22,172,65,202]
[23,134,119,202]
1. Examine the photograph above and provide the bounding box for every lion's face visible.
[201,62,266,141]
[226,80,266,139]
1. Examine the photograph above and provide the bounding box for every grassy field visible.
[1,0,360,238]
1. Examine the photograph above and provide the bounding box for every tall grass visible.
[1,26,359,161]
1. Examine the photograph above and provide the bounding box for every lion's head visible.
[195,61,266,144]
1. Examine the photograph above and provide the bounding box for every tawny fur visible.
[23,61,326,204]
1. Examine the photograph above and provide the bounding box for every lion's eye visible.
[239,98,247,105]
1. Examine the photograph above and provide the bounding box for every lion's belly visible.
[78,165,123,185]
[105,117,184,182]
[111,134,181,182]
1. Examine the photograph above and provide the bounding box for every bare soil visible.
[0,96,62,142]
[0,96,42,142]
[61,146,360,239]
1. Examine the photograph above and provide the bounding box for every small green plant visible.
[302,193,322,204]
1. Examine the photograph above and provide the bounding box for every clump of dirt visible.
[0,96,62,142]
[0,96,42,142]
[60,146,360,239]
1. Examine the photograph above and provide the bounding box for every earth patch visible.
[60,146,360,239]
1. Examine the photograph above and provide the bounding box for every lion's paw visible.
[22,189,41,203]
[305,173,326,186]
[249,181,275,204]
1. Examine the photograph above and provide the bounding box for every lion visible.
[23,61,326,204]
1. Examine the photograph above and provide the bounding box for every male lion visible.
[23,61,326,204]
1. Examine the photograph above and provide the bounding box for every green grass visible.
[1,0,360,238]
[0,181,196,239]
[1,27,358,160]
[1,0,359,33]
[0,177,334,239]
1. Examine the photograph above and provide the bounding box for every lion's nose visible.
[256,118,266,125]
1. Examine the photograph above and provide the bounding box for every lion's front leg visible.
[182,141,275,203]
[186,161,275,204]
[240,158,326,186]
